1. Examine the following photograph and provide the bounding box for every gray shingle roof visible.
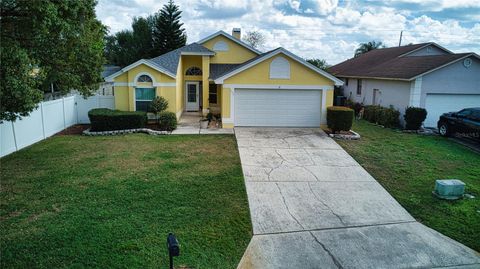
[209,64,241,79]
[101,65,121,78]
[149,43,214,75]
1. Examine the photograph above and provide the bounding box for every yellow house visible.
[105,29,343,128]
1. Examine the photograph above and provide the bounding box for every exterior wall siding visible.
[201,35,257,64]
[406,45,448,57]
[343,78,411,117]
[419,57,480,107]
[112,63,177,113]
[223,55,333,85]
[220,53,335,128]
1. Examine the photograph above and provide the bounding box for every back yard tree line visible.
[104,0,187,67]
[0,0,187,122]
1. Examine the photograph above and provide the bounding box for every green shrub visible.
[364,105,380,122]
[159,111,177,131]
[363,105,400,128]
[327,106,354,133]
[378,106,400,128]
[88,108,147,131]
[404,106,427,130]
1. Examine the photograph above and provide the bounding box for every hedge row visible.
[327,106,354,133]
[363,105,400,128]
[88,108,147,131]
[404,107,427,130]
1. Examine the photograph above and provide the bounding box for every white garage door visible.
[234,89,321,127]
[424,94,480,128]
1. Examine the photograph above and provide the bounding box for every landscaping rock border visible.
[83,128,170,136]
[328,130,361,140]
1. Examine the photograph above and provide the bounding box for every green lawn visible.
[336,120,480,251]
[0,134,251,268]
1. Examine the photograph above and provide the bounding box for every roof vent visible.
[463,58,472,68]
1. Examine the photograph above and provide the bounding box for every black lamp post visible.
[167,233,180,269]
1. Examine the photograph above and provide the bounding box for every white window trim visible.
[269,56,290,79]
[134,72,156,85]
[134,87,156,112]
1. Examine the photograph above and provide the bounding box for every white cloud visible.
[96,0,480,64]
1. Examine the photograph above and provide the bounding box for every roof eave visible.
[104,59,176,82]
[180,51,215,56]
[197,30,262,55]
[214,48,344,86]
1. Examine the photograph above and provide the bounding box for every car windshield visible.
[457,109,471,117]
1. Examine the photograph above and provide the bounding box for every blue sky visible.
[96,0,480,64]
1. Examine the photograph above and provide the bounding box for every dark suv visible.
[437,107,480,139]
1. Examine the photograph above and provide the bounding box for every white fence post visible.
[40,102,46,139]
[62,96,66,129]
[11,121,18,151]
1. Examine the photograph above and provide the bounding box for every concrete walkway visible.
[171,112,233,134]
[235,128,479,269]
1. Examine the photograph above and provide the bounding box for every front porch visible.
[172,111,233,134]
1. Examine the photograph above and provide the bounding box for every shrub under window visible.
[88,108,147,131]
[159,111,177,131]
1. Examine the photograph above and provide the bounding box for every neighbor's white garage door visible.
[234,89,321,127]
[424,94,480,128]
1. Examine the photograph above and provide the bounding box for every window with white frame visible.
[269,56,290,79]
[137,74,153,83]
[135,88,155,112]
[356,79,362,95]
[185,66,202,76]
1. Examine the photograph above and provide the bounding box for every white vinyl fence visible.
[1,95,114,157]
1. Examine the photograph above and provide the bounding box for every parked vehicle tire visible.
[438,123,451,137]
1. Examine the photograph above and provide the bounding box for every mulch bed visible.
[55,125,90,136]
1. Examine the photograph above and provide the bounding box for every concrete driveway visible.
[235,128,479,269]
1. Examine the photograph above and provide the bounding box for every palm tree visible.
[354,41,385,57]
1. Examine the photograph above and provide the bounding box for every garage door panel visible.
[234,89,321,127]
[424,94,480,128]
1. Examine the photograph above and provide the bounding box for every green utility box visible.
[433,179,465,200]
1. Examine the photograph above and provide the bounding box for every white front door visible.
[185,82,199,111]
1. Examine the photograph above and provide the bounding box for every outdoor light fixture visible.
[167,233,180,269]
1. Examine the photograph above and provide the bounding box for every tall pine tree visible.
[152,0,187,56]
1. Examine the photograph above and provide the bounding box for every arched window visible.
[185,67,202,76]
[269,56,290,79]
[213,41,229,51]
[137,74,153,83]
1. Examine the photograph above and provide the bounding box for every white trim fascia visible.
[222,84,334,90]
[105,59,176,82]
[335,75,411,81]
[409,53,479,80]
[113,82,176,87]
[321,89,327,125]
[197,30,262,54]
[398,42,454,57]
[409,77,422,107]
[181,51,215,56]
[214,48,344,86]
[134,72,157,84]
